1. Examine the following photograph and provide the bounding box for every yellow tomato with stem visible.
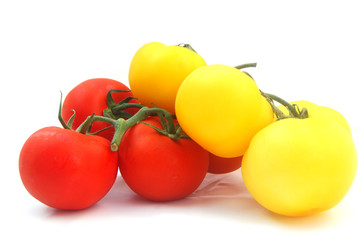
[241,116,357,217]
[175,64,274,158]
[128,42,206,114]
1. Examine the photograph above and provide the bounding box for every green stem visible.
[93,106,178,151]
[91,115,122,151]
[234,63,257,70]
[111,102,145,114]
[58,91,71,130]
[178,43,197,53]
[76,114,95,134]
[106,89,131,107]
[110,118,127,151]
[261,92,300,118]
[91,115,118,128]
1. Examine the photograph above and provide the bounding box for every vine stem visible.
[261,92,298,118]
[178,43,197,53]
[92,106,177,151]
[261,92,308,119]
[234,63,257,70]
[111,102,145,113]
[58,90,183,152]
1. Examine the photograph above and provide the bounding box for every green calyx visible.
[104,90,188,149]
[58,90,188,152]
[104,89,144,119]
[139,109,189,141]
[91,106,188,152]
[261,92,309,120]
[58,92,110,135]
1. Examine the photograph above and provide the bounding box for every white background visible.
[1,0,358,239]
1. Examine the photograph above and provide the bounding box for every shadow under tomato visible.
[113,171,271,223]
[266,208,342,230]
[42,201,103,220]
[35,170,346,229]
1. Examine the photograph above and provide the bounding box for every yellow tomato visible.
[128,42,206,114]
[242,117,357,217]
[175,64,274,158]
[276,100,351,134]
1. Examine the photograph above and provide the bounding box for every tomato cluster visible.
[19,42,357,217]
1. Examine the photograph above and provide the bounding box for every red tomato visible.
[118,117,209,201]
[62,78,140,140]
[207,154,243,174]
[19,127,118,210]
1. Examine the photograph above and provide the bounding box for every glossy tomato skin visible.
[19,127,118,210]
[62,78,140,140]
[241,118,357,217]
[129,42,206,114]
[118,117,209,201]
[176,64,274,158]
[207,154,243,174]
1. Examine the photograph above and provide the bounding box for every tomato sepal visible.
[58,92,95,134]
[262,91,310,120]
[91,106,186,151]
[105,89,144,119]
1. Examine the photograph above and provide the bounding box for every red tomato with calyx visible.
[208,154,243,174]
[19,127,118,210]
[118,117,209,201]
[62,78,140,140]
